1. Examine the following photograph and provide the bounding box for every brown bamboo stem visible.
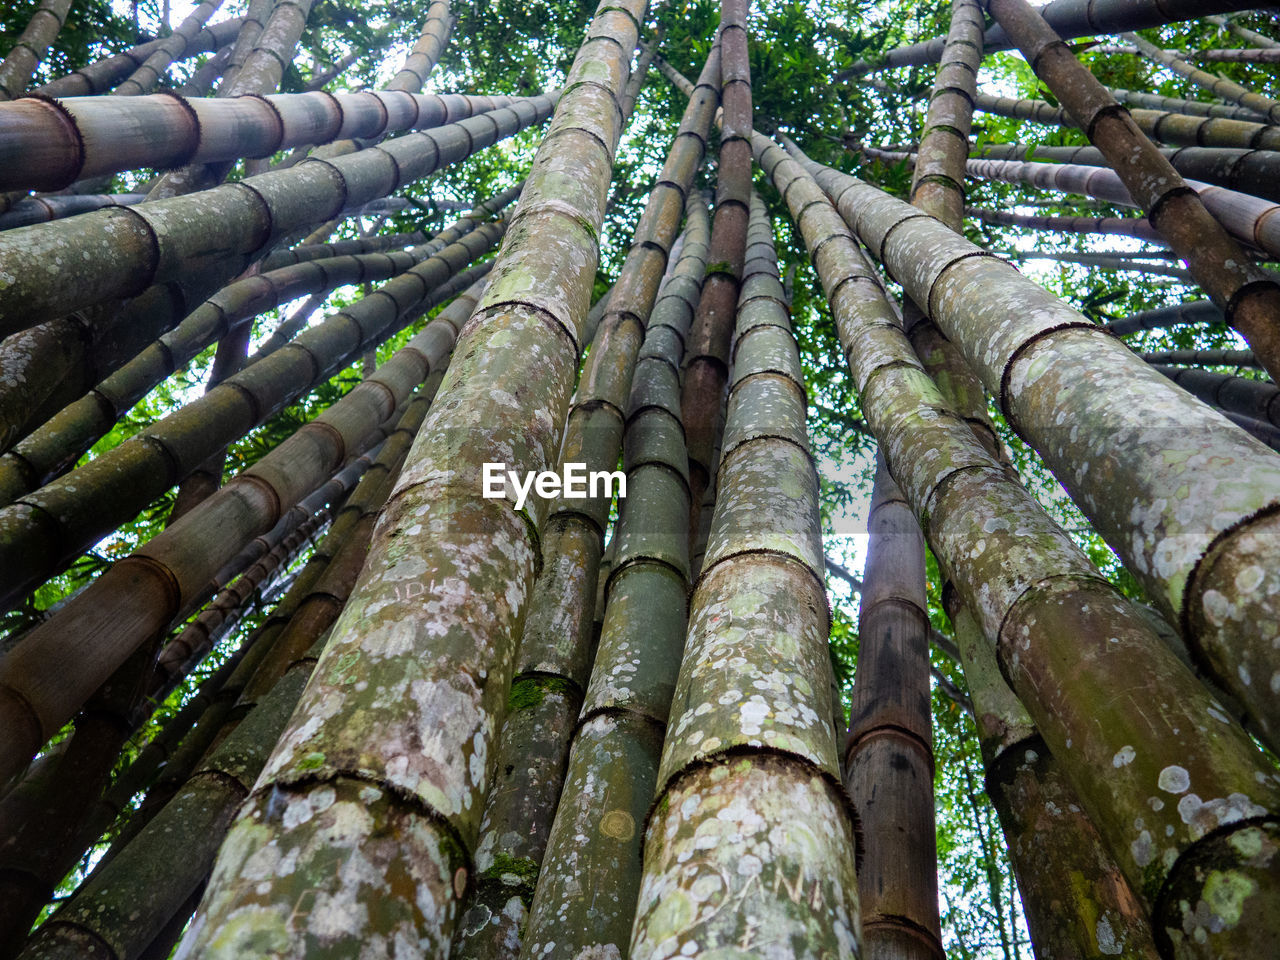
[0,0,74,101]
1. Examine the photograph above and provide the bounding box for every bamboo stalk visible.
[32,17,245,98]
[681,0,751,539]
[449,40,718,960]
[113,0,226,97]
[1195,47,1280,63]
[1207,14,1280,51]
[765,131,1280,960]
[386,0,453,93]
[969,206,1164,243]
[1108,85,1267,121]
[631,189,859,958]
[0,94,553,333]
[972,142,1280,206]
[0,92,518,193]
[1106,300,1224,335]
[179,3,647,953]
[0,193,147,230]
[795,140,1280,801]
[519,195,707,960]
[1152,364,1280,429]
[0,0,73,101]
[1123,32,1280,125]
[1143,348,1260,368]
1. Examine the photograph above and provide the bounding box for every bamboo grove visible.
[1,0,1279,957]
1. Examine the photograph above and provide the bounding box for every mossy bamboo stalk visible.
[1122,32,1280,125]
[0,91,517,193]
[969,206,1163,242]
[1207,14,1280,52]
[113,0,226,97]
[1107,85,1266,121]
[451,44,718,959]
[1195,47,1280,63]
[1143,347,1259,368]
[514,197,707,960]
[948,601,1161,960]
[16,635,330,960]
[1106,300,1223,335]
[680,0,750,538]
[0,0,73,101]
[630,186,859,959]
[0,241,493,785]
[0,94,553,332]
[972,89,1280,151]
[179,3,646,953]
[972,142,1280,206]
[839,0,1259,77]
[765,132,1280,959]
[802,142,1280,767]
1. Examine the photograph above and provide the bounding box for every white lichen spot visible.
[1158,765,1191,795]
[1112,745,1136,768]
[1095,916,1122,955]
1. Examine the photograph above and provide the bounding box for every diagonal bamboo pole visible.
[0,0,73,101]
[1122,31,1280,125]
[1207,14,1280,51]
[113,0,226,97]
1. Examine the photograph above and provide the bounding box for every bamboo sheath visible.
[17,636,331,960]
[948,602,1161,959]
[1197,46,1280,63]
[0,186,519,503]
[969,206,1164,242]
[1207,14,1280,51]
[972,142,1280,206]
[839,0,1260,76]
[0,234,495,783]
[1123,32,1280,125]
[32,17,245,98]
[450,46,717,960]
[972,89,1280,152]
[518,197,707,960]
[801,144,1280,773]
[181,3,646,954]
[682,0,751,537]
[766,134,1280,959]
[0,94,554,334]
[0,0,73,100]
[631,191,859,960]
[113,0,226,97]
[1108,85,1268,122]
[0,91,518,193]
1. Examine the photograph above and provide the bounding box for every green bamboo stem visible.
[766,131,1280,959]
[517,196,707,960]
[0,94,554,333]
[179,4,645,953]
[839,0,1259,77]
[972,89,1280,151]
[969,206,1164,243]
[949,602,1161,960]
[631,190,859,958]
[1107,300,1224,335]
[1108,85,1266,121]
[971,142,1280,206]
[450,47,718,960]
[1123,32,1280,125]
[0,234,495,785]
[803,143,1280,766]
[16,635,331,960]
[1207,14,1280,51]
[113,0,226,97]
[213,0,273,95]
[31,17,244,97]
[0,0,73,101]
[0,91,517,193]
[681,0,750,540]
[259,231,429,270]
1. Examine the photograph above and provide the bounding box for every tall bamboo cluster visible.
[2,2,1280,958]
